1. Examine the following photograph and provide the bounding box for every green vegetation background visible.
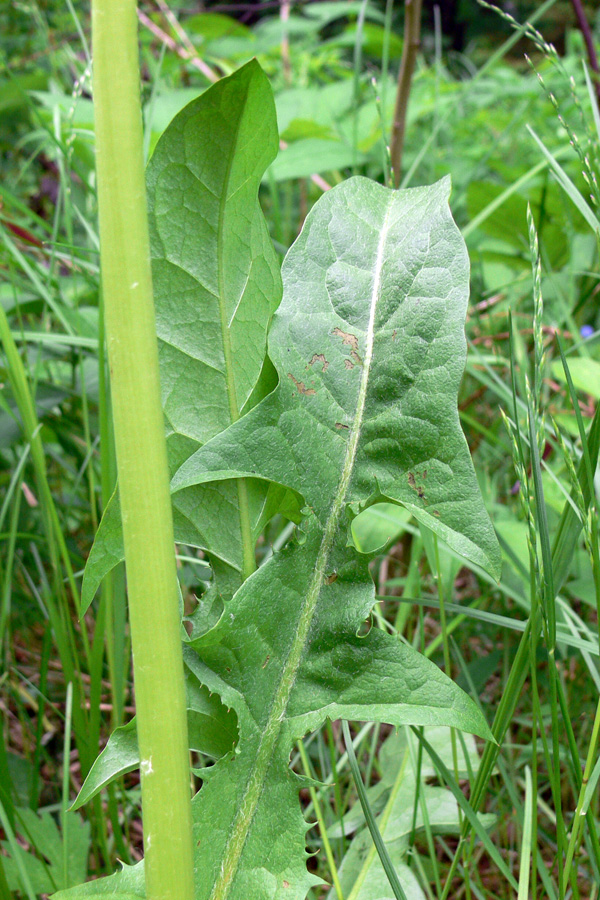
[1,1,600,898]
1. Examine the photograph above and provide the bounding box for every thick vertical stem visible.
[91,3,194,900]
[390,0,423,187]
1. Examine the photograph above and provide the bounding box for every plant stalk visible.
[91,3,194,899]
[390,0,423,187]
[569,0,600,105]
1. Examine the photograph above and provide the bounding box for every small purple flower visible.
[581,325,595,339]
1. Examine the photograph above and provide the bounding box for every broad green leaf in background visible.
[183,12,251,44]
[351,502,411,554]
[3,808,91,896]
[328,727,494,900]
[420,523,462,600]
[329,726,490,839]
[81,60,300,614]
[551,357,600,401]
[302,1,386,28]
[326,22,404,59]
[271,80,395,182]
[269,137,368,182]
[72,678,238,810]
[276,82,355,136]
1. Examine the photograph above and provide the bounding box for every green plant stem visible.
[563,695,600,890]
[390,0,423,186]
[91,2,194,899]
[326,720,346,859]
[0,854,10,900]
[61,683,73,888]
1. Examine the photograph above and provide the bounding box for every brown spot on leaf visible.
[392,329,397,341]
[262,656,270,669]
[407,471,425,500]
[344,359,354,370]
[335,422,349,430]
[332,327,359,351]
[288,373,316,395]
[433,510,440,517]
[308,353,329,372]
[283,882,290,889]
[325,572,338,584]
[350,349,363,367]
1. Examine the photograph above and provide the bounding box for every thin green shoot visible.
[342,720,409,900]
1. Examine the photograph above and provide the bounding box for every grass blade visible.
[342,720,408,900]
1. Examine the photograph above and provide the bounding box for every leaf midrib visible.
[208,197,394,900]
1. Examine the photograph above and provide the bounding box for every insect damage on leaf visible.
[332,326,363,366]
[331,327,359,350]
[307,353,329,371]
[408,471,426,500]
[288,373,316,395]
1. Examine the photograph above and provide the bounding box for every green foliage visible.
[3,3,600,899]
[55,60,498,900]
[330,727,494,900]
[3,808,90,896]
[174,173,500,577]
[72,678,238,811]
[80,60,298,614]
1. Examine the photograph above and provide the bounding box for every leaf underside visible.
[80,60,292,616]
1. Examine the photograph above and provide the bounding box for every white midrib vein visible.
[208,199,394,900]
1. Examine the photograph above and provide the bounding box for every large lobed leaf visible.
[160,175,497,900]
[80,60,294,615]
[174,176,501,577]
